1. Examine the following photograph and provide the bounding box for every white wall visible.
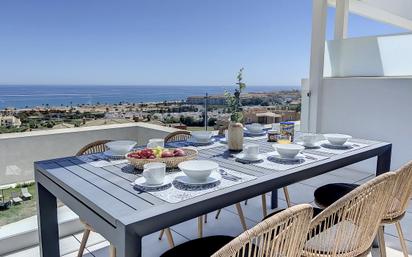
[324,33,412,77]
[318,77,412,172]
[0,123,177,185]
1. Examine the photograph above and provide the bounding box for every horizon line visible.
[0,84,301,87]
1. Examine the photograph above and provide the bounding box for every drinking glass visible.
[277,134,291,144]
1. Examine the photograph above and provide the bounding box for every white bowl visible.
[245,123,264,133]
[301,133,319,147]
[178,160,218,182]
[273,144,304,159]
[191,131,213,143]
[324,134,352,146]
[105,140,137,155]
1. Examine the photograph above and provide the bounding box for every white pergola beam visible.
[308,0,328,132]
[334,0,349,39]
[328,0,412,31]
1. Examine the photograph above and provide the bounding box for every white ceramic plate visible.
[321,142,352,150]
[133,176,172,189]
[174,172,221,185]
[236,153,264,161]
[103,150,126,159]
[271,152,305,161]
[296,142,321,148]
[187,137,215,145]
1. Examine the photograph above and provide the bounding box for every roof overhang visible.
[328,0,412,31]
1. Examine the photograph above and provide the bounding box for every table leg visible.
[270,189,278,209]
[376,144,392,176]
[373,144,392,248]
[36,182,60,257]
[117,230,141,257]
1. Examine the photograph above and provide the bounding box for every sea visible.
[0,85,300,109]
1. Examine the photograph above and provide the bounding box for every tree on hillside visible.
[208,118,217,126]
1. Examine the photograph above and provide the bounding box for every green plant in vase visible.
[225,68,246,151]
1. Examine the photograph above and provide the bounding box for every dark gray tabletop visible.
[34,137,392,257]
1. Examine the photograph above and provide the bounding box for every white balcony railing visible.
[0,122,179,255]
[0,122,178,186]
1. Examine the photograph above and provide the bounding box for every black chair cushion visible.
[314,183,358,208]
[160,235,234,257]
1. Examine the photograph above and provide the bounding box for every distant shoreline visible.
[0,84,301,87]
[0,85,300,110]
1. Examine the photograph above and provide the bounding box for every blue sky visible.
[0,0,405,86]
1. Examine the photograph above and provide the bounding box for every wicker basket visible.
[126,148,198,169]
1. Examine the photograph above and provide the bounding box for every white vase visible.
[228,122,244,152]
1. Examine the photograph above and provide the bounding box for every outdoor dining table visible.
[34,136,391,257]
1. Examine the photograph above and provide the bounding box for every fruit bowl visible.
[126,147,198,169]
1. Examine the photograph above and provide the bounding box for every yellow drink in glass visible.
[277,139,291,144]
[277,135,291,144]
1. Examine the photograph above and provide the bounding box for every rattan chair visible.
[164,130,192,143]
[376,161,412,257]
[303,172,396,257]
[76,140,112,156]
[217,188,292,221]
[160,204,313,257]
[313,161,412,257]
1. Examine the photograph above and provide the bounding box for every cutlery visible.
[219,169,241,181]
[303,155,317,160]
